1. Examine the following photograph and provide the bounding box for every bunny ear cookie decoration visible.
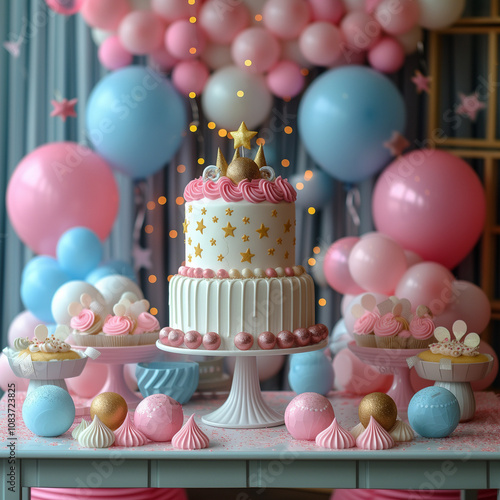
[452,320,468,341]
[464,332,480,348]
[34,324,49,342]
[361,294,377,312]
[68,301,83,317]
[433,326,451,342]
[351,304,365,319]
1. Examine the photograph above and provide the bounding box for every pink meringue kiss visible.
[234,332,254,350]
[203,332,221,350]
[258,331,276,350]
[356,416,395,450]
[114,413,148,447]
[184,330,202,349]
[277,330,295,349]
[172,414,210,450]
[168,329,184,347]
[293,328,311,347]
[315,418,356,449]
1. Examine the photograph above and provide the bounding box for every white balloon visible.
[395,25,423,55]
[91,28,114,46]
[418,0,466,30]
[201,43,233,70]
[94,275,144,307]
[51,281,109,325]
[201,65,272,130]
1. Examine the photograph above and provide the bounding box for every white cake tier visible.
[169,273,315,350]
[183,199,295,271]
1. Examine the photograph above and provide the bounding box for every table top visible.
[2,390,500,495]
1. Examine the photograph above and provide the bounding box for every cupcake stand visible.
[157,339,328,428]
[348,342,425,413]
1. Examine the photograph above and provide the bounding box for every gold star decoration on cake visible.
[284,219,292,233]
[188,205,193,213]
[222,222,236,237]
[217,254,224,262]
[256,223,269,239]
[230,122,257,150]
[201,207,207,215]
[188,254,192,262]
[240,248,255,263]
[271,210,278,217]
[187,237,192,246]
[182,219,189,233]
[212,216,219,223]
[276,238,282,245]
[242,234,249,242]
[194,243,203,258]
[268,248,275,256]
[242,217,250,224]
[196,219,206,234]
[284,251,289,259]
[225,208,234,216]
[210,238,216,246]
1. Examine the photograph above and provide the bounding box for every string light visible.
[281,159,290,167]
[208,122,216,129]
[244,59,252,67]
[188,0,195,5]
[158,196,167,205]
[177,164,186,173]
[197,157,205,165]
[189,91,196,98]
[150,307,158,315]
[318,298,327,307]
[189,16,197,23]
[236,90,244,97]
[189,124,197,133]
[255,14,263,22]
[176,196,185,205]
[308,207,316,215]
[145,225,154,234]
[308,257,316,266]
[147,201,156,210]
[296,182,304,190]
[169,230,178,238]
[189,47,197,55]
[218,129,227,137]
[300,68,309,76]
[256,137,265,146]
[284,126,293,134]
[313,246,320,254]
[167,275,173,282]
[148,275,157,284]
[304,170,313,181]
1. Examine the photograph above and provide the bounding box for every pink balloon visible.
[374,0,419,35]
[199,0,250,44]
[340,11,381,51]
[471,341,498,391]
[329,46,366,68]
[266,60,305,99]
[172,59,210,96]
[263,0,311,40]
[80,0,130,30]
[373,150,486,269]
[343,292,389,332]
[404,249,423,268]
[152,0,199,22]
[7,310,40,347]
[148,47,178,72]
[45,0,85,15]
[433,280,491,334]
[308,0,345,24]
[0,353,29,392]
[323,237,365,295]
[395,262,455,316]
[118,11,165,55]
[333,348,393,395]
[299,22,343,66]
[98,35,133,70]
[6,142,119,256]
[231,27,281,74]
[368,36,405,73]
[165,20,207,60]
[348,234,407,295]
[66,360,107,399]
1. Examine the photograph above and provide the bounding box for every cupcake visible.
[119,296,160,345]
[351,294,379,347]
[408,305,435,349]
[374,299,410,349]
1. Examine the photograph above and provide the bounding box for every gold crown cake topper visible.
[203,121,275,184]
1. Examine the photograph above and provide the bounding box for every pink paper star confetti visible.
[3,39,22,57]
[411,70,431,94]
[50,97,78,121]
[456,92,486,121]
[383,131,410,157]
[133,245,152,271]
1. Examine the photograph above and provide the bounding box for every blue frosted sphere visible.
[408,386,460,438]
[289,350,334,396]
[22,385,75,437]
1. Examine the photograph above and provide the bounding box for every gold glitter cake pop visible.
[358,392,398,431]
[90,392,128,431]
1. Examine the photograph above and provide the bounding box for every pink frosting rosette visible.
[275,176,297,202]
[70,309,95,332]
[353,310,380,335]
[184,178,204,201]
[103,315,134,336]
[133,312,160,335]
[408,316,436,349]
[259,178,283,203]
[239,178,267,202]
[218,176,244,202]
[374,313,406,348]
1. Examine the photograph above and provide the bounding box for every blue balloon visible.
[22,256,60,280]
[86,265,116,284]
[104,259,136,281]
[57,227,103,280]
[290,170,334,210]
[288,349,334,396]
[298,66,406,184]
[86,66,187,179]
[21,263,70,323]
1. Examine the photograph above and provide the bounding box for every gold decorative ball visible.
[358,392,397,431]
[226,157,261,183]
[90,392,128,431]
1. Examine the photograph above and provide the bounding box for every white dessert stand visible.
[157,339,328,429]
[74,344,160,410]
[348,342,426,413]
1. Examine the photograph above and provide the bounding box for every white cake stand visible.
[157,339,328,429]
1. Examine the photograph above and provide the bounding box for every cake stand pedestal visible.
[348,342,425,413]
[74,344,160,410]
[157,340,328,429]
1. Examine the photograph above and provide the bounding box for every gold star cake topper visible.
[230,122,257,150]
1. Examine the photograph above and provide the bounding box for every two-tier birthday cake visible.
[162,122,327,352]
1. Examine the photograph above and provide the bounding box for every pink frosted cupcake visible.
[353,310,380,347]
[69,294,105,346]
[408,306,435,349]
[374,313,409,349]
[132,312,161,345]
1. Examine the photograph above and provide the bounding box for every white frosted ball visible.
[242,268,254,278]
[94,275,144,307]
[254,268,266,278]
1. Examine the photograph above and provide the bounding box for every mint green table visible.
[1,391,499,499]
